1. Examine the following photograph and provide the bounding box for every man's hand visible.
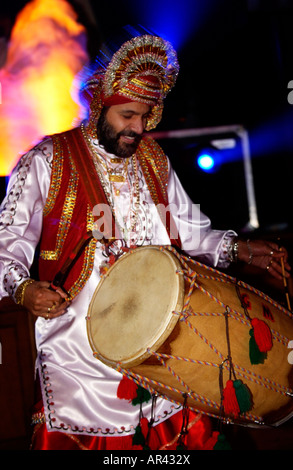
[238,239,291,281]
[22,280,69,319]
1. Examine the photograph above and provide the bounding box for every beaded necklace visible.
[81,123,140,239]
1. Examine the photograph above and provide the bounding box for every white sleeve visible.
[0,138,53,299]
[167,161,237,267]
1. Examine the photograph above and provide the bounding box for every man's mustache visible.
[118,130,141,139]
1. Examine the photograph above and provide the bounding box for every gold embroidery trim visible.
[67,205,96,300]
[137,137,168,204]
[40,146,79,261]
[43,135,64,217]
[137,138,181,244]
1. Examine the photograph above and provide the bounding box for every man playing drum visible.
[0,27,290,450]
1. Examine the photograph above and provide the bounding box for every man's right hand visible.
[23,280,69,320]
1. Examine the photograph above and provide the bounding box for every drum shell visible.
[130,259,293,426]
[88,246,293,426]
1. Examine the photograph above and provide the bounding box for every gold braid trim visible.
[136,137,169,204]
[40,142,79,261]
[67,206,96,301]
[137,137,181,247]
[159,413,203,450]
[43,135,63,217]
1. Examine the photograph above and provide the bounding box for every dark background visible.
[1,0,293,451]
[1,0,293,234]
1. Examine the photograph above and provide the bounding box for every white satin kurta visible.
[0,133,236,437]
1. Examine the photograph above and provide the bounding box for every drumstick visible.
[50,232,93,292]
[280,248,292,312]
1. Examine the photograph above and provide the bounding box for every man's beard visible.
[96,109,142,158]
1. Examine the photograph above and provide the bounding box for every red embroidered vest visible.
[38,127,181,300]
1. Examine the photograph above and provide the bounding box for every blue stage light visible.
[127,0,213,50]
[197,153,215,172]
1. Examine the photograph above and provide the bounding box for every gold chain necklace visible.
[80,123,141,237]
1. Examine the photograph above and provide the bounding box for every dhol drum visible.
[87,245,293,426]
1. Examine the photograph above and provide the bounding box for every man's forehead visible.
[108,102,151,114]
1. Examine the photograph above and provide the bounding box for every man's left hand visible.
[238,239,291,281]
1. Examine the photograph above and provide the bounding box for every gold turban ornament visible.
[81,34,179,136]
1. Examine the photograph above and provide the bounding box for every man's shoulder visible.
[38,126,80,146]
[15,126,82,173]
[18,135,53,164]
[137,136,169,195]
[139,135,168,161]
[34,126,80,158]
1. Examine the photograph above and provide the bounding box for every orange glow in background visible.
[0,0,89,176]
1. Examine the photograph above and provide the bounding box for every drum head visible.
[87,246,185,368]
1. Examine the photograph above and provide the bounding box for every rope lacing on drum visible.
[235,280,273,364]
[115,246,293,430]
[178,268,289,348]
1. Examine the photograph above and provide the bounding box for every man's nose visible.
[130,117,144,135]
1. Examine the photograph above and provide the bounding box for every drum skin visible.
[87,246,185,367]
[88,246,293,427]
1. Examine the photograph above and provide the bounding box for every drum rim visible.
[87,245,185,368]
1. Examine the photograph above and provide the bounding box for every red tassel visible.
[222,380,240,417]
[140,417,149,437]
[202,431,220,450]
[108,254,116,266]
[117,376,138,401]
[251,318,273,353]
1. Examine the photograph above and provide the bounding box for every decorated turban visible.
[80,32,179,135]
